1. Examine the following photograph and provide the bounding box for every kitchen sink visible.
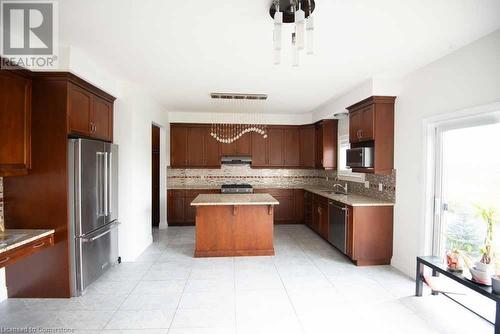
[322,191,348,195]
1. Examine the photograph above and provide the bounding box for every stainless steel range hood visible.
[221,156,252,165]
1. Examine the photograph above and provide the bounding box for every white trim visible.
[422,101,500,258]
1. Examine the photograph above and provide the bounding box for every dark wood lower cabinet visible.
[305,190,393,266]
[169,188,305,225]
[168,189,219,226]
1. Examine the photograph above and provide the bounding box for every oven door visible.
[346,148,364,168]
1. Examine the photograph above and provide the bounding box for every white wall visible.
[114,82,169,260]
[392,29,500,276]
[309,29,500,277]
[168,110,312,126]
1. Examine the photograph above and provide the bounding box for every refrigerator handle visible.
[104,152,109,216]
[107,152,113,216]
[96,152,105,216]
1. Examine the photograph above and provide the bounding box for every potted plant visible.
[470,206,497,284]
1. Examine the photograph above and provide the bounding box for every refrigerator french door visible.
[68,138,119,296]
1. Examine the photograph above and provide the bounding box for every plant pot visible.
[492,276,500,294]
[475,261,495,275]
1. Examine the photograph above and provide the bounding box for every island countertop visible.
[191,194,279,206]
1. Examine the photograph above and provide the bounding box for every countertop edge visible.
[0,229,55,254]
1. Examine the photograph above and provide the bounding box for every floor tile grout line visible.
[166,245,194,333]
[272,236,308,334]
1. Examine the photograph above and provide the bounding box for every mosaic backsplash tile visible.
[168,165,396,202]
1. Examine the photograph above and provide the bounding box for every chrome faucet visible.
[333,183,348,195]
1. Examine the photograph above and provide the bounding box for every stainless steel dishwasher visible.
[328,201,348,254]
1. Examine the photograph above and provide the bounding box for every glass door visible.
[434,120,500,258]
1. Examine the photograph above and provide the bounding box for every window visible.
[337,118,365,183]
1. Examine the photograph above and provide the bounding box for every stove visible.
[220,184,254,194]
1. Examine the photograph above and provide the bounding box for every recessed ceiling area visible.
[59,0,500,114]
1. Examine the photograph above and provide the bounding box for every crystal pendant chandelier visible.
[271,0,315,66]
[210,93,268,144]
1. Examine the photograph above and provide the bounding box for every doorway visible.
[152,124,160,227]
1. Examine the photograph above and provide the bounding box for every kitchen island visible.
[190,194,279,257]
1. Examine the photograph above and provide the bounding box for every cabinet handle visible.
[0,257,10,265]
[32,242,45,248]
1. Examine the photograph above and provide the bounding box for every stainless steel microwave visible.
[346,147,374,168]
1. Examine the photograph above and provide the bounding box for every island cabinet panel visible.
[0,69,32,176]
[347,96,396,174]
[299,125,316,168]
[195,205,275,257]
[195,206,235,254]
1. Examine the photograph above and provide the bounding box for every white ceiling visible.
[60,0,500,114]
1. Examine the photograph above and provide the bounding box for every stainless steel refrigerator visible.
[68,138,119,296]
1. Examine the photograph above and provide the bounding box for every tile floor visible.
[0,225,494,333]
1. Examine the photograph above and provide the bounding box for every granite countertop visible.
[168,184,317,190]
[0,229,55,254]
[304,187,394,207]
[191,194,279,206]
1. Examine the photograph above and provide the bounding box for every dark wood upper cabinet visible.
[284,127,300,167]
[170,124,221,168]
[268,128,284,166]
[321,119,338,170]
[203,128,221,167]
[68,83,113,142]
[347,96,396,174]
[220,132,251,156]
[314,120,338,170]
[0,70,32,176]
[68,84,92,137]
[236,132,251,155]
[349,105,374,143]
[315,123,323,168]
[187,127,205,166]
[251,132,267,167]
[170,126,188,167]
[91,96,113,141]
[299,125,315,168]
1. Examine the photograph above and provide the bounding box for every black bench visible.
[416,256,500,334]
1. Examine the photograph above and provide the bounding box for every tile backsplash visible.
[168,165,396,202]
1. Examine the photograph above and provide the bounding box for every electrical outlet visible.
[364,181,369,189]
[378,183,384,192]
